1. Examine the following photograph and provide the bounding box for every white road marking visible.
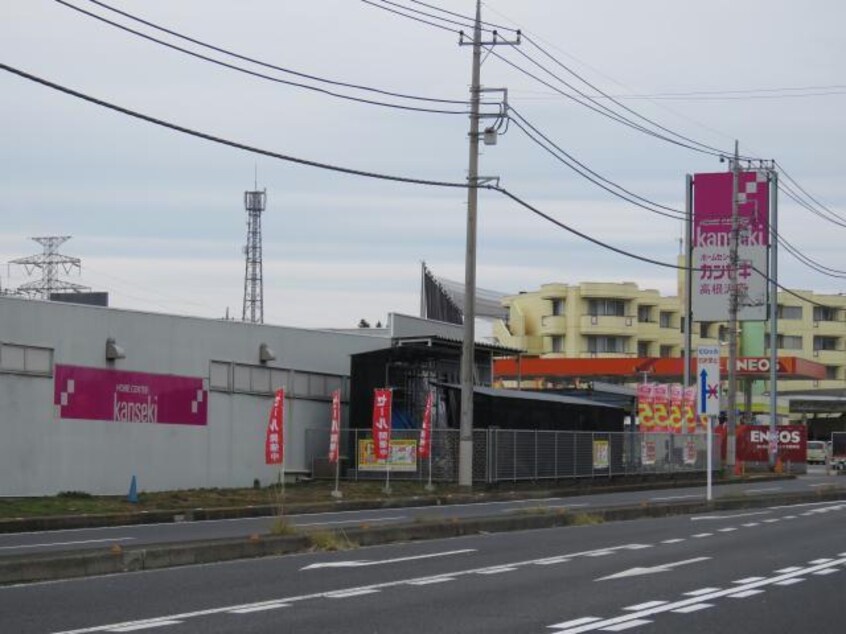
[106,622,181,632]
[774,578,804,586]
[549,555,846,633]
[300,548,476,570]
[326,588,381,598]
[661,538,685,544]
[535,557,572,565]
[809,558,834,564]
[476,567,517,575]
[734,577,765,584]
[812,569,838,576]
[684,588,722,596]
[727,589,764,598]
[228,603,289,614]
[775,566,802,573]
[406,577,454,585]
[672,603,712,613]
[745,487,781,494]
[601,620,651,631]
[624,601,667,611]
[597,557,711,581]
[742,522,760,527]
[0,537,135,551]
[51,543,652,633]
[763,519,780,523]
[691,510,769,521]
[650,494,700,502]
[691,533,712,538]
[548,617,603,629]
[717,528,737,533]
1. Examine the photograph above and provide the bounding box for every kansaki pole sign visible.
[328,388,341,464]
[418,390,433,459]
[265,388,284,465]
[692,171,769,321]
[372,388,392,461]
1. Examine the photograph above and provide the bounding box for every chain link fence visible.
[306,428,723,484]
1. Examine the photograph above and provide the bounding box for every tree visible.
[358,319,371,328]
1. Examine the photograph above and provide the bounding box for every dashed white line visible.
[691,533,713,538]
[812,569,838,576]
[325,588,381,598]
[684,587,721,596]
[549,617,603,629]
[228,603,289,614]
[773,578,805,587]
[742,522,760,527]
[106,622,181,633]
[661,538,685,544]
[407,577,455,585]
[734,577,766,584]
[624,601,667,611]
[727,589,765,598]
[717,528,737,533]
[672,603,713,614]
[0,537,136,551]
[775,566,803,573]
[601,620,651,631]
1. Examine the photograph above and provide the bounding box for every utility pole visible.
[457,1,519,488]
[726,141,740,471]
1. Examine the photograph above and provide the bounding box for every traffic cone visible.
[127,475,139,504]
[774,457,783,474]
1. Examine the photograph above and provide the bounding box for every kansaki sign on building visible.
[692,171,770,321]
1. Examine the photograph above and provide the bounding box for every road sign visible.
[697,345,721,416]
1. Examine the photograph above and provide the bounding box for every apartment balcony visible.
[636,320,660,339]
[540,314,567,335]
[578,351,636,359]
[812,319,845,335]
[579,314,636,334]
[811,348,844,364]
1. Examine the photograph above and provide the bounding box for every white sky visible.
[2,0,845,329]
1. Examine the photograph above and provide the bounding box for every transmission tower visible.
[242,189,267,323]
[9,236,89,299]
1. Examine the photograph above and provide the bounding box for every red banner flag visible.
[418,390,433,459]
[669,383,683,434]
[652,384,669,433]
[683,386,697,433]
[265,388,284,465]
[372,388,392,461]
[328,388,341,463]
[637,383,655,432]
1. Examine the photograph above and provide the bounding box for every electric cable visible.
[77,0,471,106]
[508,106,685,219]
[55,0,472,115]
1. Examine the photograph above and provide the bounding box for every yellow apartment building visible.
[493,281,846,394]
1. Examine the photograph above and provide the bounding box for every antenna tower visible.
[242,189,267,323]
[9,236,89,299]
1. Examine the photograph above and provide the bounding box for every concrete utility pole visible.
[768,169,779,469]
[457,1,519,487]
[726,141,740,471]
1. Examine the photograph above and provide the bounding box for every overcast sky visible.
[2,0,845,331]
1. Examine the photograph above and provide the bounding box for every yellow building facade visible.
[493,281,846,394]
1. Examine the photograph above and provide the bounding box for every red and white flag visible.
[418,390,433,458]
[372,388,392,461]
[265,388,284,465]
[328,388,341,463]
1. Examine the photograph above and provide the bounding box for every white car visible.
[806,440,827,465]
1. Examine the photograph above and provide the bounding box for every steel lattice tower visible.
[242,189,267,323]
[9,236,89,298]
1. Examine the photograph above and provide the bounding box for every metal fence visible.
[305,428,723,484]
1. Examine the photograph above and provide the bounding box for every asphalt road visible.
[0,496,843,633]
[1,467,842,557]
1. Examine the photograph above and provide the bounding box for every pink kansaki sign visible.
[54,364,208,426]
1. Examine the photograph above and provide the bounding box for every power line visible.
[406,0,518,33]
[508,107,685,219]
[360,0,463,35]
[77,0,469,106]
[54,0,471,115]
[775,160,846,226]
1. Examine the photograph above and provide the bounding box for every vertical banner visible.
[328,388,341,463]
[265,388,284,465]
[653,384,669,433]
[372,388,393,461]
[418,390,433,459]
[692,171,769,321]
[637,383,655,432]
[669,383,683,434]
[683,386,698,433]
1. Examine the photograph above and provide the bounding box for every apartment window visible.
[551,335,565,353]
[0,343,53,376]
[825,366,840,380]
[550,298,565,316]
[637,306,653,323]
[659,311,675,328]
[587,336,626,354]
[766,334,803,350]
[659,345,674,358]
[699,322,712,338]
[814,336,839,351]
[588,299,626,317]
[777,305,802,320]
[813,306,838,322]
[637,341,651,357]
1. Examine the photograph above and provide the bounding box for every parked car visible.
[806,440,827,464]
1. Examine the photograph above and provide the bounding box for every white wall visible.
[0,296,385,495]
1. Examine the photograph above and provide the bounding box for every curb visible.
[0,474,792,534]
[1,485,842,586]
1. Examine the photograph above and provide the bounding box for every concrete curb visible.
[2,485,842,586]
[0,473,792,534]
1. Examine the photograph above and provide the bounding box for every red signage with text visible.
[372,388,392,461]
[328,389,341,463]
[265,389,284,465]
[735,425,806,463]
[418,391,433,459]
